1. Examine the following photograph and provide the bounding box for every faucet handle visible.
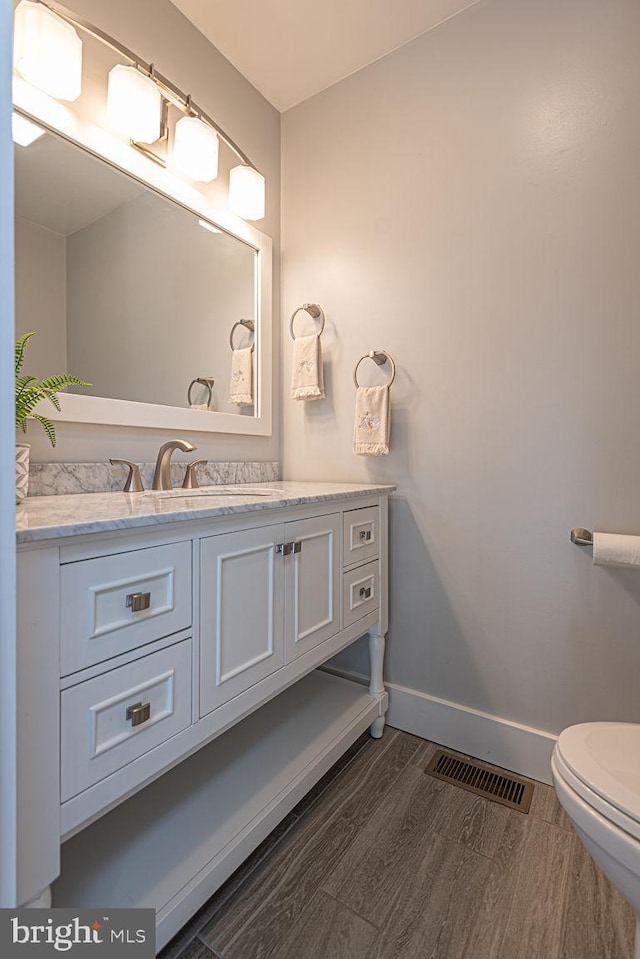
[182,459,207,490]
[110,459,144,493]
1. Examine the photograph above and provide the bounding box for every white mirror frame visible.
[13,80,272,437]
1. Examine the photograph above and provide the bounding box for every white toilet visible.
[552,722,640,959]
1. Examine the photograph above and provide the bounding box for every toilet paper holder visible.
[570,528,593,546]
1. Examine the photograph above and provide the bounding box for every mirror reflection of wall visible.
[14,129,257,415]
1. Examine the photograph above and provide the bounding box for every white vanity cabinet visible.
[14,483,392,950]
[200,524,285,715]
[284,512,341,662]
[60,540,193,675]
[60,639,193,802]
[200,513,341,716]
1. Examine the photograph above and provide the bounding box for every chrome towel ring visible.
[229,318,255,351]
[187,377,214,408]
[289,303,325,340]
[353,350,396,389]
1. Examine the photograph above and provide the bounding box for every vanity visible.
[16,481,392,949]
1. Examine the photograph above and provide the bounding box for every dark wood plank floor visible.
[159,729,635,959]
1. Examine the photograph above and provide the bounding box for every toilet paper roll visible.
[593,532,640,568]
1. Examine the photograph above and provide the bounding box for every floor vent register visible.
[425,748,535,813]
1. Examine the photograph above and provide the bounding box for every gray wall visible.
[25,0,280,464]
[15,218,67,381]
[281,0,640,735]
[67,192,255,411]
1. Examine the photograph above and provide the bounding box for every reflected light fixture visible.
[12,112,46,147]
[198,219,222,234]
[107,64,163,144]
[174,116,219,183]
[13,0,82,102]
[229,165,266,221]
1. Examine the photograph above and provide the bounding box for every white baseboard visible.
[321,665,557,785]
[387,682,556,784]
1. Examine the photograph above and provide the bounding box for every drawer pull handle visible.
[359,586,372,599]
[292,541,302,554]
[359,530,372,542]
[126,591,151,612]
[126,701,151,727]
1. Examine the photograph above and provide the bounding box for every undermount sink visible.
[147,486,282,500]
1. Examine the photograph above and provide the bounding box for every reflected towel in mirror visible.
[229,347,254,406]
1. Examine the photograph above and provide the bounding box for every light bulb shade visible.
[12,112,45,146]
[107,64,162,144]
[229,165,266,221]
[173,116,219,182]
[13,0,82,102]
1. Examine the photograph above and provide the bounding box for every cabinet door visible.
[285,513,341,663]
[200,525,285,717]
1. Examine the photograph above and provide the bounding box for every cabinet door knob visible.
[359,586,372,599]
[126,591,151,612]
[126,701,151,727]
[359,530,372,541]
[292,541,302,554]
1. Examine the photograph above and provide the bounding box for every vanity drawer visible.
[343,506,379,567]
[61,541,192,675]
[343,561,379,628]
[61,639,192,802]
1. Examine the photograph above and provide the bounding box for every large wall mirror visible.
[12,100,272,436]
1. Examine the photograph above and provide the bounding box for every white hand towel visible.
[290,333,325,401]
[229,347,254,406]
[353,385,390,456]
[593,533,640,568]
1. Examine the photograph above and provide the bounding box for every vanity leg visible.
[23,885,52,908]
[368,630,387,739]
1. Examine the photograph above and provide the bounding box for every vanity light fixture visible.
[107,64,163,144]
[12,0,266,221]
[173,116,219,183]
[229,165,266,221]
[12,112,45,147]
[13,0,82,102]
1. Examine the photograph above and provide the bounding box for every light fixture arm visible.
[31,0,259,174]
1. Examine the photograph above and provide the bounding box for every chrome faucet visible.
[152,439,196,491]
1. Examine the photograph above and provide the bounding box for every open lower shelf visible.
[52,670,384,950]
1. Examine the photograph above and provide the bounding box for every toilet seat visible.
[555,722,640,842]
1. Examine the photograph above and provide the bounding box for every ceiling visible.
[169,0,480,112]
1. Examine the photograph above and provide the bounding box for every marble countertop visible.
[16,481,396,544]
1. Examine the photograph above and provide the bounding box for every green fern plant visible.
[15,332,91,447]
